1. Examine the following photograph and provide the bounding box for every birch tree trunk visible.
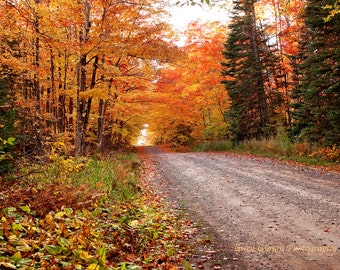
[75,0,91,155]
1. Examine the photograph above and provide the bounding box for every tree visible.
[0,77,16,174]
[256,0,306,127]
[221,0,284,142]
[0,0,180,155]
[290,0,340,146]
[148,21,230,145]
[324,0,340,21]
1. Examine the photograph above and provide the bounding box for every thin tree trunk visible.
[33,0,41,110]
[97,99,109,147]
[75,0,91,155]
[249,2,268,127]
[49,47,57,133]
[75,54,87,155]
[97,80,111,148]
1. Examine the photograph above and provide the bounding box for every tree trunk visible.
[97,99,109,147]
[75,0,92,155]
[249,2,268,128]
[33,0,41,110]
[75,54,87,155]
[97,80,111,148]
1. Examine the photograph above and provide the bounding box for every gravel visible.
[140,146,340,270]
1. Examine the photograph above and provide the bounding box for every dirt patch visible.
[138,146,340,270]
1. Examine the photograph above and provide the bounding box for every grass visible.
[70,153,141,202]
[192,130,340,167]
[192,140,234,152]
[0,152,190,269]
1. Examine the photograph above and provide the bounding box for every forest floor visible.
[138,146,340,270]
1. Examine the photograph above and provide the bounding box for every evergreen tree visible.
[0,77,16,174]
[290,0,340,146]
[221,0,283,142]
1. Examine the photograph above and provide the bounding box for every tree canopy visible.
[0,0,339,158]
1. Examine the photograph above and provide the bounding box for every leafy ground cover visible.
[0,152,192,269]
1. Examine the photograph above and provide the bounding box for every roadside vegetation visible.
[192,129,340,169]
[0,148,191,269]
[1,0,339,268]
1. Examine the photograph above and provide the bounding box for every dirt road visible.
[139,146,340,270]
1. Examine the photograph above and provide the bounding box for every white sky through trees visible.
[167,1,230,31]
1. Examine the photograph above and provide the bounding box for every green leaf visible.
[12,251,22,265]
[3,207,17,216]
[166,247,175,257]
[183,260,193,270]
[117,262,142,270]
[19,205,31,214]
[58,237,69,249]
[7,137,15,145]
[20,258,32,264]
[60,261,73,267]
[91,207,103,217]
[64,208,74,217]
[45,245,62,255]
[11,223,23,231]
[98,247,107,266]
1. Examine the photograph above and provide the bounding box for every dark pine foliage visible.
[0,77,16,174]
[290,0,340,146]
[221,0,284,143]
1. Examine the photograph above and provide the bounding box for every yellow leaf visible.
[129,220,139,227]
[16,239,32,252]
[79,250,91,262]
[0,262,16,269]
[55,211,65,218]
[87,263,100,270]
[12,251,22,264]
[45,214,54,225]
[8,235,18,242]
[78,235,87,246]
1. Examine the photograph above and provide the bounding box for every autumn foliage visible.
[146,21,230,146]
[0,154,191,269]
[0,0,181,155]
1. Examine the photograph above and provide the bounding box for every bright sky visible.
[167,2,231,31]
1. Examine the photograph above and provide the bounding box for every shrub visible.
[310,145,340,162]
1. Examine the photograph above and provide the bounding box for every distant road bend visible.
[140,146,340,270]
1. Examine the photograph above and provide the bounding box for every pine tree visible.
[221,0,283,142]
[0,77,16,174]
[290,0,340,146]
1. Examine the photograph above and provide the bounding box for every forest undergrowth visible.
[0,147,192,269]
[192,131,340,171]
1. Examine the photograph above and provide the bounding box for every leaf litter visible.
[0,155,195,269]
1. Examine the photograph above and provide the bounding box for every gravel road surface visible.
[139,146,340,270]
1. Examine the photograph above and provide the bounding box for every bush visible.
[0,136,15,174]
[193,128,340,166]
[0,153,189,269]
[310,145,340,162]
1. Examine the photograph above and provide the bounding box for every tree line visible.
[221,0,339,146]
[0,0,181,160]
[0,0,339,172]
